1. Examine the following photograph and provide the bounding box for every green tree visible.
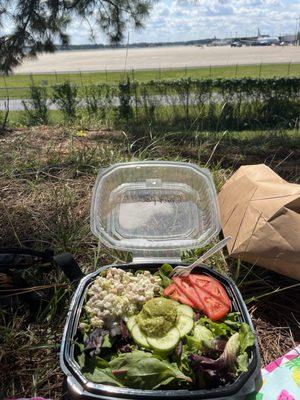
[0,0,156,74]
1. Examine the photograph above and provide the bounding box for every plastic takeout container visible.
[91,161,221,257]
[60,161,261,399]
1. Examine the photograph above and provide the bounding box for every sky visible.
[68,0,300,44]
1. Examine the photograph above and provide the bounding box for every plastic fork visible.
[170,236,232,277]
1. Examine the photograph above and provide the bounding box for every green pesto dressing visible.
[136,298,178,338]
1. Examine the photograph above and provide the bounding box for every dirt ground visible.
[15,45,300,73]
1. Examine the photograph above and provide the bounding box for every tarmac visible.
[14,45,300,74]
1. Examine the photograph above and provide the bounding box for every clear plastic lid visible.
[91,161,220,257]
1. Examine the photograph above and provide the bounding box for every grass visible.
[0,125,299,399]
[1,62,300,98]
[7,109,63,124]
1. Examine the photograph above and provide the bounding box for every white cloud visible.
[204,5,234,16]
[67,0,300,44]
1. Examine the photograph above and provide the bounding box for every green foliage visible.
[31,76,300,131]
[129,77,300,131]
[222,332,240,371]
[81,349,192,389]
[0,1,155,74]
[236,324,255,373]
[239,323,255,354]
[186,317,255,376]
[157,263,173,288]
[193,325,214,343]
[52,81,79,122]
[199,316,236,337]
[0,100,9,133]
[85,84,114,119]
[84,368,124,386]
[0,110,5,130]
[236,352,249,373]
[22,84,49,125]
[108,350,191,389]
[117,79,134,122]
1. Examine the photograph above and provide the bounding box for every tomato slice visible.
[163,283,177,297]
[164,274,231,321]
[163,283,195,308]
[200,296,230,321]
[172,276,205,310]
[164,283,196,308]
[188,274,231,320]
[188,274,231,308]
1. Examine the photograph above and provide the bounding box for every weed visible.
[22,84,49,125]
[0,100,9,134]
[52,81,79,122]
[117,79,133,124]
[85,84,114,120]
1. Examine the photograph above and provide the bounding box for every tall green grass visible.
[17,78,300,132]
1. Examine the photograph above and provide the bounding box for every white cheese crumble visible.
[85,268,161,329]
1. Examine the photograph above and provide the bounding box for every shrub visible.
[0,99,9,134]
[132,77,300,131]
[22,84,49,125]
[85,84,114,119]
[117,79,133,123]
[52,81,79,122]
[44,77,300,131]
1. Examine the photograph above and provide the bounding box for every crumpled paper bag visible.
[218,164,300,280]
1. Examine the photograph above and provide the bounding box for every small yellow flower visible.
[75,130,87,137]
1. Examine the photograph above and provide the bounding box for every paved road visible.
[0,98,58,111]
[14,45,300,74]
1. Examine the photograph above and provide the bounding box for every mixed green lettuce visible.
[75,266,255,390]
[75,311,255,390]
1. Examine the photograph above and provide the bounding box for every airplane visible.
[231,28,280,46]
[254,36,280,45]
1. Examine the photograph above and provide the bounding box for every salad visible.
[75,264,255,390]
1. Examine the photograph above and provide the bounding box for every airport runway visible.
[15,45,300,74]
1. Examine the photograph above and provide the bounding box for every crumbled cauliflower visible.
[85,268,161,329]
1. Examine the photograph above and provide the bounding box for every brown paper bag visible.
[218,164,300,280]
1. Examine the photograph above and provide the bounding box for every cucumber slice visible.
[126,316,137,332]
[193,325,213,342]
[176,315,194,338]
[131,324,151,349]
[147,327,180,352]
[177,304,194,318]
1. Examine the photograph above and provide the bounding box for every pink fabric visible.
[285,354,298,360]
[277,389,295,400]
[257,345,300,400]
[263,349,299,373]
[263,347,300,373]
[265,361,280,373]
